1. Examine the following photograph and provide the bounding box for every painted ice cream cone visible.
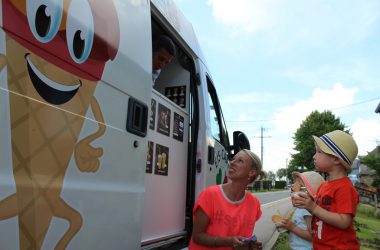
[5,36,99,249]
[0,0,120,248]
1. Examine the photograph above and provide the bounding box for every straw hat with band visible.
[312,130,358,171]
[292,171,325,200]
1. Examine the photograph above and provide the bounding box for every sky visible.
[174,0,380,175]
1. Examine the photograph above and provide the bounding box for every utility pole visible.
[253,126,271,190]
[253,126,271,168]
[260,126,264,167]
[286,158,288,184]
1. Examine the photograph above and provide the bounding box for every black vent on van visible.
[126,97,148,137]
[208,146,215,164]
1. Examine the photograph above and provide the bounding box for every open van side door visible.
[192,66,232,199]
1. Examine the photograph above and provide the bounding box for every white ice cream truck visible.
[0,0,250,249]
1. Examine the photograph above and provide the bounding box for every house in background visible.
[349,159,360,185]
[359,161,376,186]
[358,146,379,186]
[349,155,376,187]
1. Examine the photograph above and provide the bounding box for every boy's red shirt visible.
[312,177,360,249]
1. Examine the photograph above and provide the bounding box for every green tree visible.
[267,171,276,181]
[288,110,348,180]
[359,145,380,188]
[276,168,287,181]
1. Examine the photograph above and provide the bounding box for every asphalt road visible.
[252,190,293,250]
[254,190,291,205]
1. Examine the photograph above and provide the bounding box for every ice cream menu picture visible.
[173,112,184,142]
[154,144,169,176]
[165,86,186,108]
[146,141,154,173]
[149,99,156,130]
[157,103,171,136]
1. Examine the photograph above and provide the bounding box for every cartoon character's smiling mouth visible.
[25,53,82,105]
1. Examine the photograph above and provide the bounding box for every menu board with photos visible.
[154,144,169,176]
[149,99,156,130]
[173,112,184,142]
[157,103,171,136]
[146,141,154,173]
[165,86,186,108]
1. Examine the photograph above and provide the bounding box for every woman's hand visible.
[249,241,263,250]
[232,238,262,250]
[230,236,245,249]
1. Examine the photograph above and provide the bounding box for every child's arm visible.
[282,216,312,241]
[294,193,353,229]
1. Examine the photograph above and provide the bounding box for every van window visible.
[208,92,220,141]
[207,77,229,145]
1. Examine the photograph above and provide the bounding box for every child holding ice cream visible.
[275,171,325,250]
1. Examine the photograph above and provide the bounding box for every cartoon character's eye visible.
[66,0,94,64]
[27,0,63,43]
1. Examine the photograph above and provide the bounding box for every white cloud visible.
[259,84,358,173]
[259,132,294,174]
[207,0,380,44]
[272,83,358,133]
[281,59,380,90]
[351,118,380,155]
[225,84,363,172]
[207,0,276,36]
[221,92,280,104]
[225,84,380,173]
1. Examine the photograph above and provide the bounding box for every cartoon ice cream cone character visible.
[0,0,119,249]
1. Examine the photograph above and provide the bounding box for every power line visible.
[227,96,380,123]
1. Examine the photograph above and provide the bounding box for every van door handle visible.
[208,146,215,164]
[196,159,202,173]
[126,97,148,137]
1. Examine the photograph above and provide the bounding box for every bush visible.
[248,180,273,190]
[275,180,287,189]
[372,178,380,189]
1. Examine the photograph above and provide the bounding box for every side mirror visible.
[232,131,250,155]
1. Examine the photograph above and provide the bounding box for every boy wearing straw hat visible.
[293,130,360,249]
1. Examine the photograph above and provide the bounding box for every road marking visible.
[262,197,290,208]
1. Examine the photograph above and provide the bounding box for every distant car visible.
[348,174,359,185]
